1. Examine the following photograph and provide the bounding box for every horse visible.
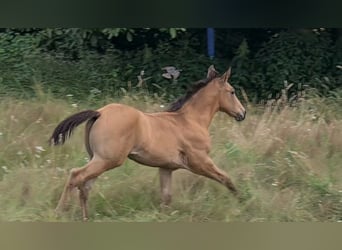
[50,65,246,221]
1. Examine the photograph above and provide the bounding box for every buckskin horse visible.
[50,65,246,221]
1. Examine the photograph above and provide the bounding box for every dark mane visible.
[166,74,218,112]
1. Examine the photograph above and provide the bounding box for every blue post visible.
[207,28,215,59]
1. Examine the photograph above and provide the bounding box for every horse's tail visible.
[50,110,100,146]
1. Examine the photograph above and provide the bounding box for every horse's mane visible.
[166,73,219,112]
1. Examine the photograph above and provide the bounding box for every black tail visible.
[50,110,100,146]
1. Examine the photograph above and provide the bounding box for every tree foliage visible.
[0,28,340,102]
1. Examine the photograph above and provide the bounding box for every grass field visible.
[0,90,341,222]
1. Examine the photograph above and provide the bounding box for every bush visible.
[0,28,341,103]
[231,29,340,101]
[0,31,40,96]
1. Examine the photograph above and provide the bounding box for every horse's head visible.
[208,65,246,121]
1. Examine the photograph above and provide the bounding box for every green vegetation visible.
[0,88,341,222]
[0,28,341,101]
[0,28,341,221]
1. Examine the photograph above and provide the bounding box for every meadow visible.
[0,88,341,222]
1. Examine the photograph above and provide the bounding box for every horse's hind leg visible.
[78,178,96,221]
[55,167,82,213]
[55,158,121,220]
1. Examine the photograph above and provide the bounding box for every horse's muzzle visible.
[235,110,246,121]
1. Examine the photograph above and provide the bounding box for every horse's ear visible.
[221,67,231,82]
[207,65,218,78]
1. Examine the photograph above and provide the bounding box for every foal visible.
[51,65,246,221]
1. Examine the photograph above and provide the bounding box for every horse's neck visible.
[181,90,219,128]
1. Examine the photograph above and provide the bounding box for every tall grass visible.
[0,89,341,222]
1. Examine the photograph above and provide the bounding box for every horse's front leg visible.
[159,168,173,207]
[187,151,238,196]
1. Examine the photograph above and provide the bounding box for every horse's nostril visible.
[235,113,244,121]
[237,111,246,121]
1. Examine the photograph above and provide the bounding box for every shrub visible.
[0,31,40,96]
[231,29,340,101]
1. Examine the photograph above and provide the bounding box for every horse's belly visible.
[128,150,186,169]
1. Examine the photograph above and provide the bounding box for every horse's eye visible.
[231,91,235,95]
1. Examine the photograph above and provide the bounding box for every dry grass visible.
[0,90,341,222]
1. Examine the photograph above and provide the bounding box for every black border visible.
[1,0,342,27]
[1,1,342,250]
